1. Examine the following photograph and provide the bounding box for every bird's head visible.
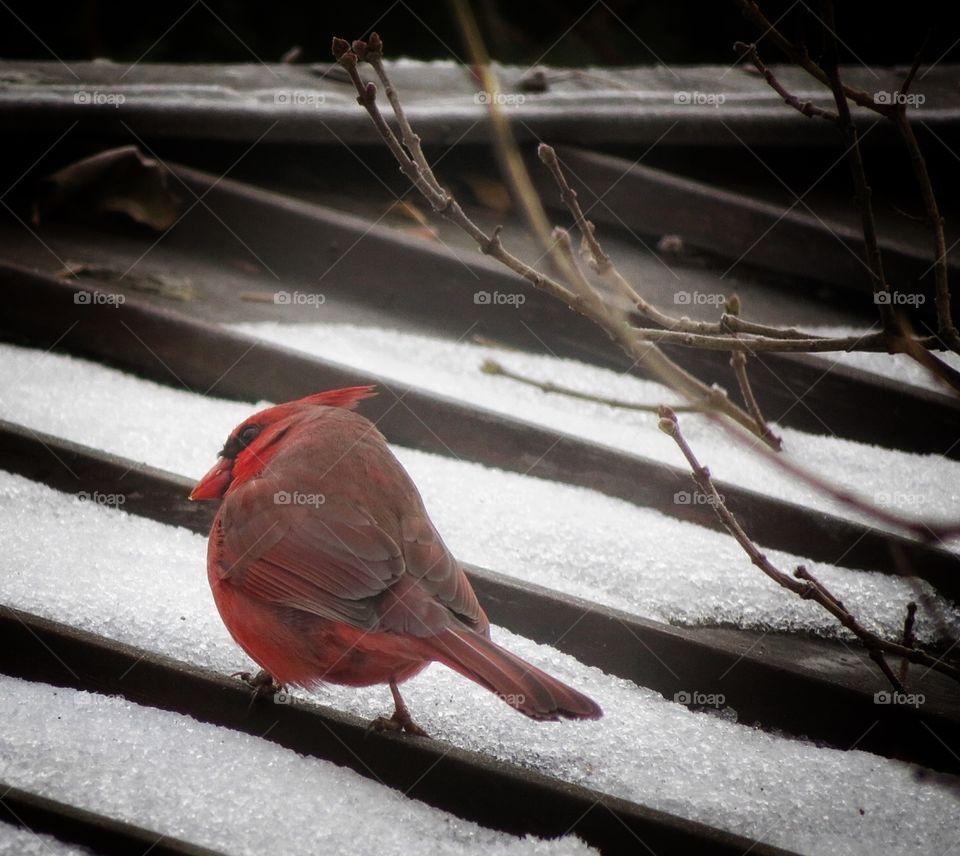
[188,385,377,501]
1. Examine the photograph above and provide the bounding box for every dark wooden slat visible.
[541,146,958,304]
[0,607,794,856]
[0,789,226,856]
[2,263,957,601]
[2,419,957,776]
[6,61,959,147]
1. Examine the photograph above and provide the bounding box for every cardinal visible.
[189,386,601,735]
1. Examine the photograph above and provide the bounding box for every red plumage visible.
[190,387,601,733]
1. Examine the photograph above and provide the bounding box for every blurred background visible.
[0,0,953,67]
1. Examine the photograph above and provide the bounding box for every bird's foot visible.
[231,669,287,701]
[368,676,430,737]
[368,710,430,738]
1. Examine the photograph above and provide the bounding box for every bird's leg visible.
[370,677,430,737]
[231,669,287,704]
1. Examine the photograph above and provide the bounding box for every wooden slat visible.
[0,788,226,856]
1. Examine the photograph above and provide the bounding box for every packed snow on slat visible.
[0,821,93,856]
[0,676,592,856]
[1,342,959,854]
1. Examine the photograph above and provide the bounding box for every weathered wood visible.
[0,788,226,856]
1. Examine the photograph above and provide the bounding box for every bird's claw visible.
[368,711,430,738]
[231,669,287,701]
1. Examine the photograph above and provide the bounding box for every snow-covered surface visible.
[0,341,956,642]
[806,325,960,395]
[0,823,91,856]
[232,323,960,543]
[0,676,591,856]
[0,472,957,855]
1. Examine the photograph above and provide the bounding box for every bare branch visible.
[734,41,838,121]
[728,295,783,450]
[657,406,959,688]
[899,601,918,685]
[818,0,895,334]
[481,358,701,414]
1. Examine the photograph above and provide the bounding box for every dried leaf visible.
[58,261,195,301]
[35,146,182,231]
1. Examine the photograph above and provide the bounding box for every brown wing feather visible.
[216,474,486,637]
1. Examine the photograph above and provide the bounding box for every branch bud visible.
[537,143,557,165]
[656,404,678,434]
[331,37,351,60]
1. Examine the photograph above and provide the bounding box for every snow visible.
[805,325,960,395]
[230,323,960,541]
[0,342,955,643]
[0,676,593,856]
[0,473,957,854]
[0,823,92,856]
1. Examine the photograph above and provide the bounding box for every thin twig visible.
[481,359,701,414]
[626,327,918,353]
[899,601,918,685]
[734,41,838,121]
[735,0,894,117]
[891,110,960,352]
[727,295,783,450]
[361,33,447,200]
[549,226,595,298]
[819,0,895,334]
[657,406,959,688]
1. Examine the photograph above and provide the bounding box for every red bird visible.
[190,386,601,734]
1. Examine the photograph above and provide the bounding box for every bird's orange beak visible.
[189,457,233,501]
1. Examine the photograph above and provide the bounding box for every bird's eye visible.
[237,424,261,447]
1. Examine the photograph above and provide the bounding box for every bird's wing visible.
[216,476,404,629]
[386,513,487,635]
[215,476,485,635]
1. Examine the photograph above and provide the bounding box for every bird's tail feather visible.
[426,628,602,721]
